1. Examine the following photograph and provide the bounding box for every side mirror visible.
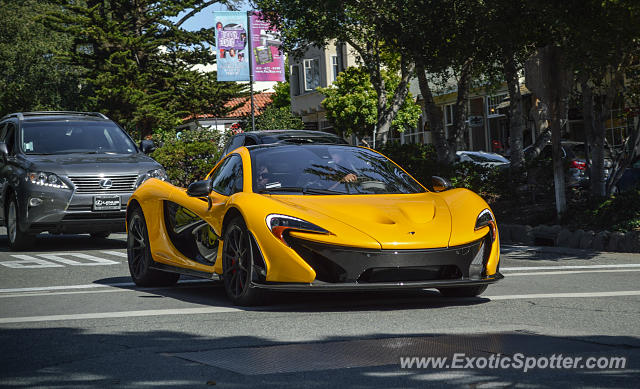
[0,142,7,157]
[140,139,156,154]
[431,176,452,192]
[187,180,213,197]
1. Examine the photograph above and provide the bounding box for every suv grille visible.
[68,175,138,193]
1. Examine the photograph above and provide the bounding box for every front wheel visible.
[438,285,488,297]
[127,207,179,287]
[6,193,34,251]
[222,216,263,306]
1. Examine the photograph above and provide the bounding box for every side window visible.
[209,155,243,196]
[0,122,7,141]
[5,123,16,156]
[229,134,245,151]
[244,136,257,146]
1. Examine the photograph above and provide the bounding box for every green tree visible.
[318,66,420,140]
[0,0,85,115]
[47,0,246,139]
[254,105,304,130]
[256,0,414,143]
[151,127,226,186]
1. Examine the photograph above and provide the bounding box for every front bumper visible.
[22,185,131,233]
[252,272,503,291]
[253,234,501,290]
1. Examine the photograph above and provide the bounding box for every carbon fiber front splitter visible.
[251,272,504,292]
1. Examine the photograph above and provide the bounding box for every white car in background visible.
[456,151,510,168]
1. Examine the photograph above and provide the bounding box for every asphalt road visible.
[0,229,639,388]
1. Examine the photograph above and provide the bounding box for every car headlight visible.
[27,172,68,189]
[135,168,168,188]
[266,214,330,245]
[475,208,496,242]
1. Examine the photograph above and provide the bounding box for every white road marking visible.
[486,290,640,300]
[503,269,640,276]
[0,307,243,324]
[0,279,212,294]
[101,251,128,258]
[0,282,216,298]
[1,290,640,324]
[39,253,119,266]
[501,264,640,271]
[0,255,64,269]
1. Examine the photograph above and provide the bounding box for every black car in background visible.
[0,111,166,250]
[524,141,613,187]
[219,130,348,161]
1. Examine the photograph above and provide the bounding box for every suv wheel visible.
[6,192,34,251]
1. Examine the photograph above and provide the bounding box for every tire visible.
[222,216,264,306]
[6,192,34,251]
[438,284,488,298]
[127,207,179,287]
[90,232,110,239]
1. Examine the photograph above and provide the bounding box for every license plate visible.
[93,195,121,211]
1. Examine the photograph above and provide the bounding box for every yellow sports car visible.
[126,144,502,305]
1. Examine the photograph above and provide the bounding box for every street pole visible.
[373,125,377,149]
[247,11,255,131]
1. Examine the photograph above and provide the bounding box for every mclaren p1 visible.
[126,144,502,305]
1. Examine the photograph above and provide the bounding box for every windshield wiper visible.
[258,186,345,195]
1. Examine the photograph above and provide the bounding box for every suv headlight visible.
[27,172,68,189]
[266,214,330,245]
[135,168,168,188]
[475,208,496,242]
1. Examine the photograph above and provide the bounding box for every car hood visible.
[269,193,452,249]
[24,153,161,176]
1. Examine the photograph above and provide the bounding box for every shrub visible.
[151,127,229,187]
[565,189,640,232]
[378,142,509,200]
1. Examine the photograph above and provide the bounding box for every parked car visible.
[614,156,640,192]
[218,130,348,162]
[456,151,510,168]
[127,144,502,305]
[523,141,612,187]
[0,111,166,250]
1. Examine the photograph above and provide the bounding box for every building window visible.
[487,93,507,116]
[291,65,301,96]
[331,55,339,82]
[303,58,320,91]
[444,104,456,135]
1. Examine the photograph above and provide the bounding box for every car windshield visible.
[20,121,137,155]
[250,145,426,195]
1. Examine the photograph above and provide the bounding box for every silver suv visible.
[0,111,166,250]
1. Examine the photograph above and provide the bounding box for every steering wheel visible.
[360,180,386,191]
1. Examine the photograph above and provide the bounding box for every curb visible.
[499,224,640,253]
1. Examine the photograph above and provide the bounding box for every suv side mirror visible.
[431,176,452,192]
[187,180,213,197]
[140,139,156,154]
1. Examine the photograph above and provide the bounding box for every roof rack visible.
[1,111,109,121]
[19,111,109,119]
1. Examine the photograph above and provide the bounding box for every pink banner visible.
[250,13,285,82]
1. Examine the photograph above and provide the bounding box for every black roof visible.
[247,130,343,138]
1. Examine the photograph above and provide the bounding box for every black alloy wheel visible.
[6,192,34,251]
[127,207,179,287]
[222,216,263,306]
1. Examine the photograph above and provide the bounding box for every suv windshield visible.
[20,121,137,155]
[251,145,426,195]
